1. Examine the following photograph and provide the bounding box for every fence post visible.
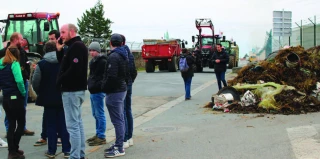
[289,36,291,46]
[295,21,303,46]
[308,16,316,47]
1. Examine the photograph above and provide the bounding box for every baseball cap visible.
[110,34,123,43]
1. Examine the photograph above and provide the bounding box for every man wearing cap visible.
[56,24,88,159]
[102,34,128,158]
[86,42,108,146]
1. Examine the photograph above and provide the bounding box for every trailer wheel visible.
[145,60,155,73]
[168,56,177,72]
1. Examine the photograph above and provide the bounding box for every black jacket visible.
[56,36,88,92]
[212,50,229,73]
[180,53,195,78]
[0,42,30,81]
[88,55,108,94]
[102,47,128,94]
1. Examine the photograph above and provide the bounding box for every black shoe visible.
[64,152,70,158]
[45,151,55,158]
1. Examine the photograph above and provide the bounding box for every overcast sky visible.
[0,0,319,57]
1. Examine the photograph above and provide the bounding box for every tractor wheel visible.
[168,56,177,72]
[228,56,235,69]
[196,64,203,72]
[145,60,155,73]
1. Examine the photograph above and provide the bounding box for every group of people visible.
[0,23,137,159]
[180,43,229,99]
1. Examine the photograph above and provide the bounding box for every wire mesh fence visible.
[273,15,320,51]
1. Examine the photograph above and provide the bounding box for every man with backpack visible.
[179,48,195,100]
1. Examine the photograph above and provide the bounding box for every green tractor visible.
[219,36,239,68]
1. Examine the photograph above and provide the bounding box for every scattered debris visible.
[208,46,320,115]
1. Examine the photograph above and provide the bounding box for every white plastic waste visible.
[212,93,234,112]
[240,90,257,107]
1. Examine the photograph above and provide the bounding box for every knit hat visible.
[88,42,101,53]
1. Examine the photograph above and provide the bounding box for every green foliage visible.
[77,0,112,39]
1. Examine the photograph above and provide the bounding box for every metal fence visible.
[273,15,320,51]
[80,36,143,51]
[125,41,143,51]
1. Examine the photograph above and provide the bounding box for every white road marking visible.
[287,125,320,159]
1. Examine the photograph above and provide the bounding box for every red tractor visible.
[1,12,60,57]
[0,12,60,102]
[141,39,187,72]
[191,18,219,72]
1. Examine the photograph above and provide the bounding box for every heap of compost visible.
[223,46,320,114]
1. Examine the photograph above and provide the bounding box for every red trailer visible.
[141,39,185,72]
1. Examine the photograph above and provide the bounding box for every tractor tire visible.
[196,64,203,72]
[168,56,177,72]
[228,56,235,69]
[145,60,155,73]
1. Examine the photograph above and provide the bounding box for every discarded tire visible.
[211,86,241,103]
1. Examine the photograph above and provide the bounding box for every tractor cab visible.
[1,12,60,57]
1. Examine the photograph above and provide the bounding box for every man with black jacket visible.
[56,24,88,159]
[86,42,108,146]
[0,32,35,136]
[212,44,229,90]
[102,33,128,158]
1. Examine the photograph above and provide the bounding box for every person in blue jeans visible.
[102,34,128,158]
[180,48,195,100]
[56,24,88,159]
[212,44,229,90]
[86,42,108,146]
[32,41,71,158]
[120,35,137,149]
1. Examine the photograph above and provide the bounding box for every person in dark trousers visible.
[86,42,108,146]
[0,33,35,137]
[119,35,137,149]
[56,24,88,159]
[0,45,26,159]
[180,48,195,100]
[102,33,128,158]
[212,44,229,90]
[34,30,62,147]
[32,41,71,158]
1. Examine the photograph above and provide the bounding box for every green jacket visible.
[0,58,26,96]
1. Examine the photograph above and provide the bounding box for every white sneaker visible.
[128,138,133,146]
[0,138,8,148]
[123,141,129,149]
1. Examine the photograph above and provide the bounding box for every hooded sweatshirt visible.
[122,45,137,84]
[32,51,62,107]
[0,58,26,97]
[102,47,128,93]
